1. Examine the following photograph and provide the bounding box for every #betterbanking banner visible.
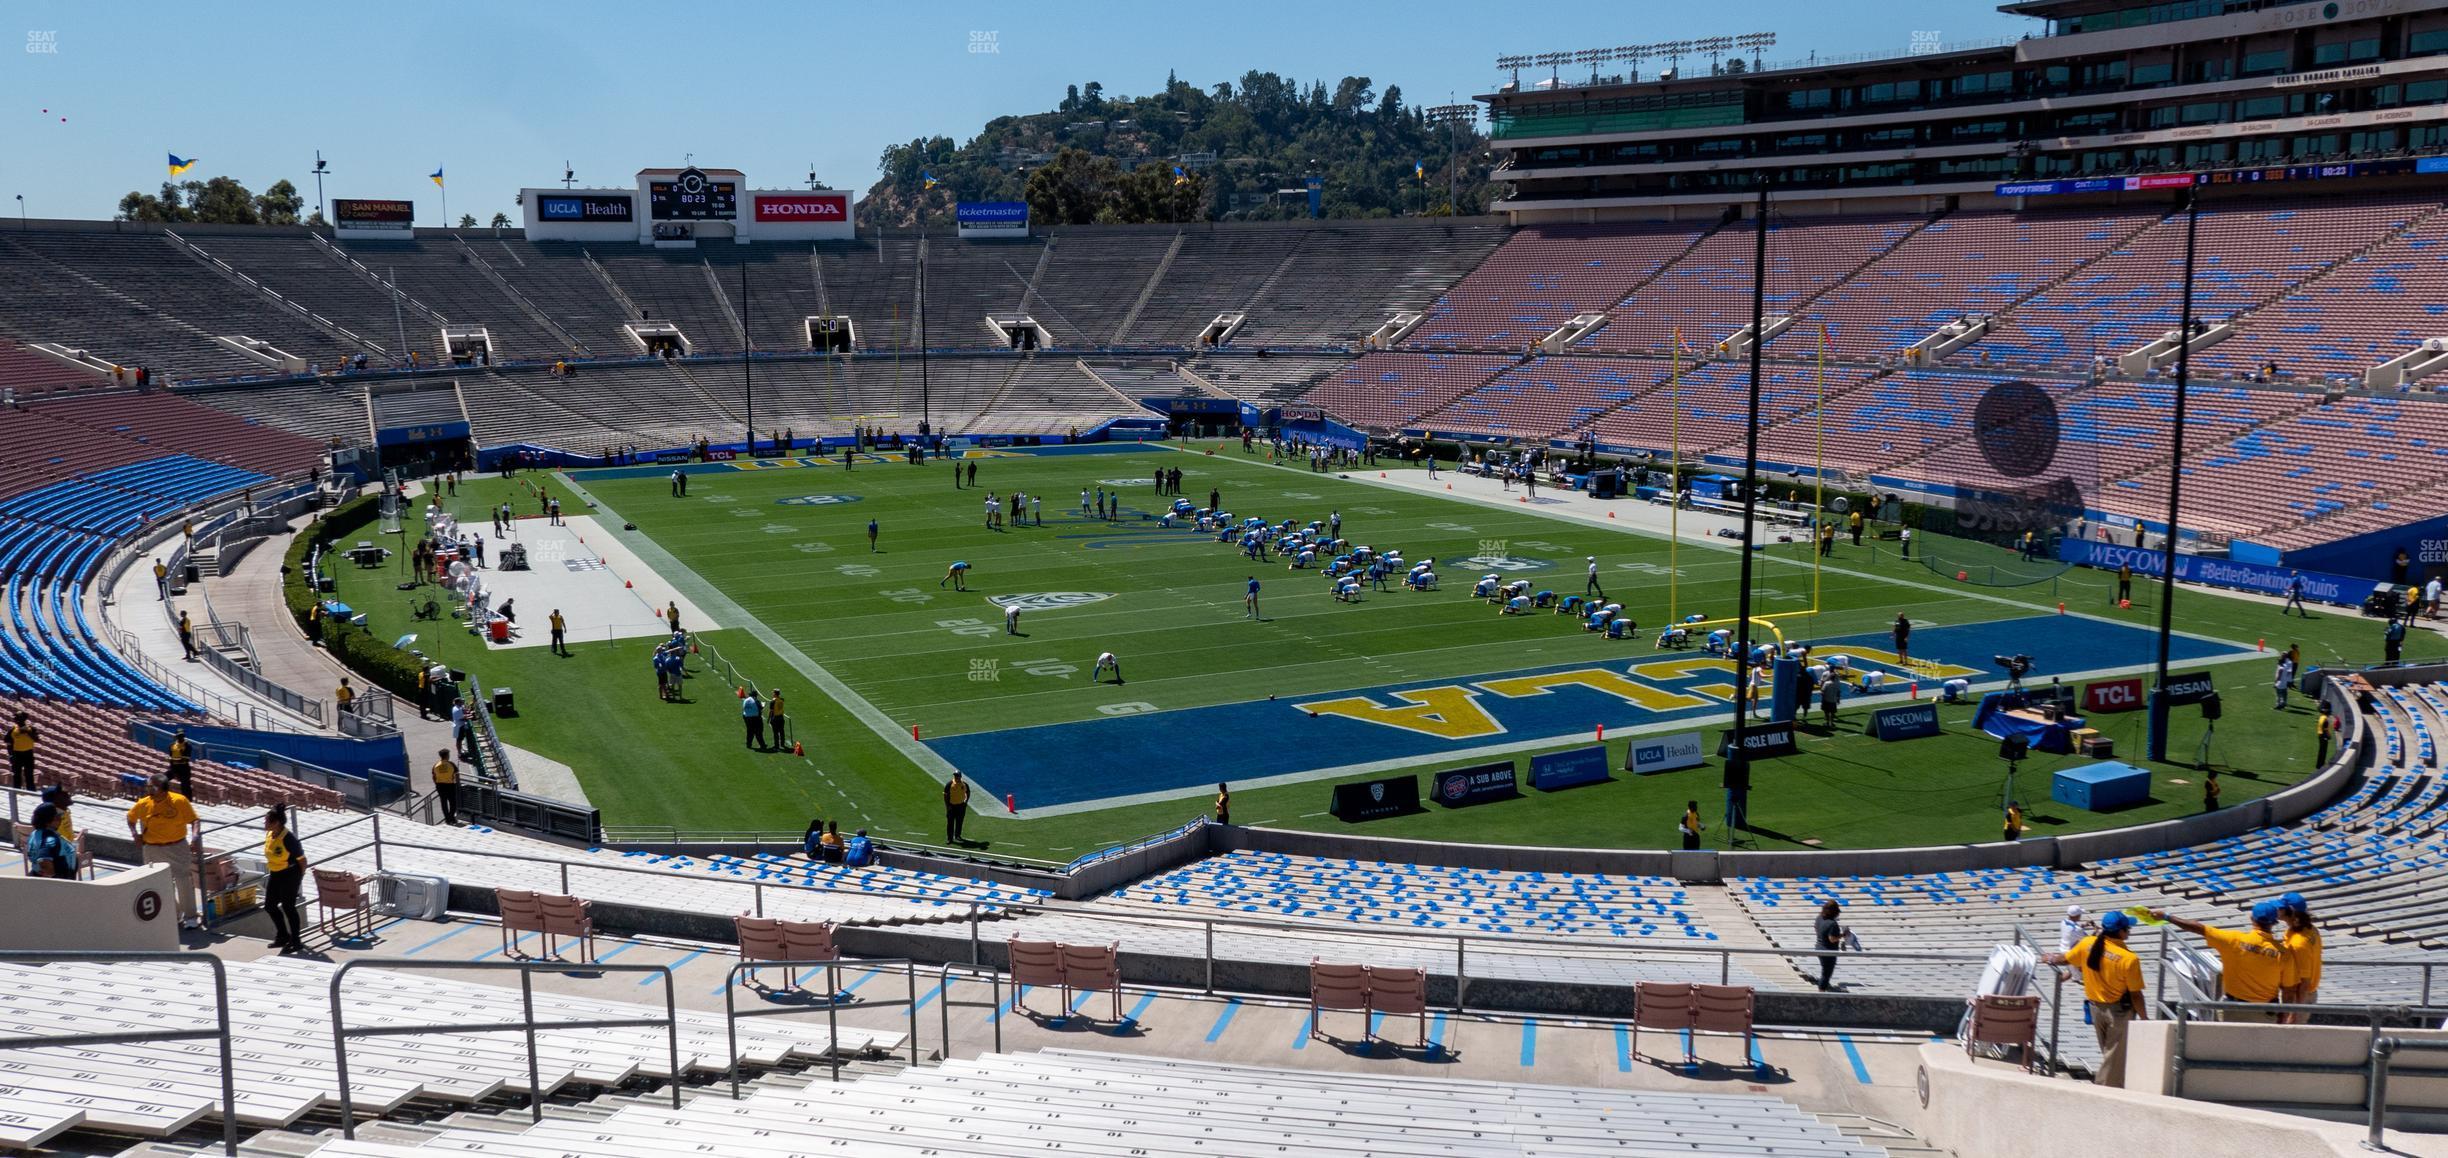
[2057,540,2376,607]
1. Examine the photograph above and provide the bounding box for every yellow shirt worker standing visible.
[2045,910,2148,1087]
[2154,903,2295,1022]
[2279,891,2323,1021]
[125,775,203,928]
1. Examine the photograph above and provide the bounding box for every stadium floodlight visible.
[1613,44,1649,82]
[1735,31,1778,70]
[1495,53,1530,85]
[561,162,576,190]
[1695,35,1736,68]
[310,150,331,221]
[1573,47,1610,83]
[1535,51,1573,83]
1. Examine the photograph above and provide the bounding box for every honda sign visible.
[754,193,848,221]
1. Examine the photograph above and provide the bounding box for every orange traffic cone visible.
[737,686,748,699]
[1595,724,1605,742]
[2056,601,2065,614]
[1608,511,1616,519]
[911,724,922,740]
[1910,682,1920,699]
[1445,483,1452,491]
[2257,638,2266,652]
[1519,495,1527,503]
[625,579,633,589]
[1956,570,1970,581]
[2119,598,2132,609]
[1005,792,1018,815]
[1379,472,1386,478]
[792,741,804,756]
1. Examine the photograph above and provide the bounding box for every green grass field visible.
[319,445,2384,863]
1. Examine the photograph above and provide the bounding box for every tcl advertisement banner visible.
[753,193,848,222]
[333,199,413,230]
[2084,677,2146,713]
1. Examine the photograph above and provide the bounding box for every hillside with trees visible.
[865,71,1493,229]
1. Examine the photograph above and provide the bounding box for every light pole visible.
[13,194,23,230]
[1427,104,1476,216]
[311,151,329,223]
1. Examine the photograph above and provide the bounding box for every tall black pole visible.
[1730,183,1770,756]
[741,260,754,454]
[2146,190,2200,762]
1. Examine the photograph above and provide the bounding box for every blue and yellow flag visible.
[1414,160,1426,182]
[167,153,197,177]
[1171,165,1189,187]
[920,171,939,190]
[430,166,445,189]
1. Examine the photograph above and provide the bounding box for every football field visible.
[341,442,2362,860]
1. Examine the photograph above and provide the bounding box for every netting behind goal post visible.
[1910,375,2100,592]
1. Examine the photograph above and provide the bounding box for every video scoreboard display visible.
[647,167,736,220]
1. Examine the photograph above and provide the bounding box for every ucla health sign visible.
[1626,731,1706,776]
[2059,541,2375,607]
[957,201,1030,238]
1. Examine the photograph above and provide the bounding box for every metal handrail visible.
[327,957,681,1139]
[2367,1036,2448,1151]
[2167,997,2448,1101]
[0,950,238,1155]
[720,957,922,1097]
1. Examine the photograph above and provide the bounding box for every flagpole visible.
[1813,320,1827,640]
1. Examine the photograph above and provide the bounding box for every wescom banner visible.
[2058,541,2376,607]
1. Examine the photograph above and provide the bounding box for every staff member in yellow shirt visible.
[2045,910,2147,1087]
[7,710,37,790]
[126,775,203,929]
[1680,800,1704,850]
[263,804,309,953]
[431,749,461,825]
[165,728,194,797]
[2280,891,2322,1022]
[2153,902,2294,1022]
[944,772,971,844]
[548,608,568,657]
[335,678,357,716]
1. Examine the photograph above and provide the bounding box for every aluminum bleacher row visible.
[2,697,345,810]
[0,956,903,1150]
[0,515,193,712]
[2089,681,2448,948]
[1108,850,1719,941]
[275,1048,1889,1158]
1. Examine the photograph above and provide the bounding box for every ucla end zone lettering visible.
[920,615,2255,809]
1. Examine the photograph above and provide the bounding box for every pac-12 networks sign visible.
[753,193,848,222]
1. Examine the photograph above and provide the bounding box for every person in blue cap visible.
[2153,901,2294,1022]
[2045,910,2147,1087]
[2279,891,2321,1022]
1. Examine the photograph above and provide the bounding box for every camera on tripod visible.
[1993,653,2035,691]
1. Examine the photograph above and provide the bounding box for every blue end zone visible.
[925,615,2252,808]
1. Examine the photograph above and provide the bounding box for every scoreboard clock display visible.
[648,167,736,220]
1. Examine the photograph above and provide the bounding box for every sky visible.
[0,0,2039,223]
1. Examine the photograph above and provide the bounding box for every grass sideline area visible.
[310,445,2385,862]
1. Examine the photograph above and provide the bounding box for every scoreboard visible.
[647,167,737,220]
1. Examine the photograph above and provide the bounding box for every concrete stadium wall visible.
[1915,1042,2394,1158]
[2129,1020,2448,1113]
[0,864,181,952]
